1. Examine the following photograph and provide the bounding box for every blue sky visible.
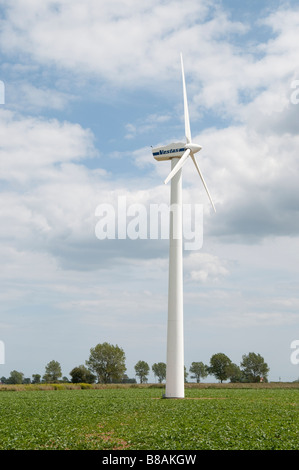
[0,0,299,383]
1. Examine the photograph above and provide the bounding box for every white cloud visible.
[191,311,299,329]
[184,252,229,282]
[9,83,75,112]
[0,109,98,183]
[125,114,171,140]
[0,0,249,90]
[1,2,299,262]
[0,109,168,271]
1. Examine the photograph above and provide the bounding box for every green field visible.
[0,385,298,450]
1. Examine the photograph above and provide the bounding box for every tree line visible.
[0,342,270,385]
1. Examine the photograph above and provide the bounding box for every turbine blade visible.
[164,149,191,185]
[191,154,216,212]
[181,53,191,144]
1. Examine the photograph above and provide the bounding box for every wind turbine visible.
[152,53,216,398]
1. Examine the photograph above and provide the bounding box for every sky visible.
[0,0,299,383]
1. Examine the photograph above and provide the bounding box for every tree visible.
[134,360,150,383]
[189,362,208,383]
[32,374,41,384]
[208,353,232,383]
[86,342,126,384]
[152,362,166,383]
[122,374,137,384]
[226,363,242,383]
[70,365,96,384]
[43,360,62,383]
[240,352,269,383]
[7,370,24,384]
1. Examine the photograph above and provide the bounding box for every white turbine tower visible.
[152,54,216,398]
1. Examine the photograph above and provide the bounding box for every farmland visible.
[0,384,298,450]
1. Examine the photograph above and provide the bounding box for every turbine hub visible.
[185,143,202,154]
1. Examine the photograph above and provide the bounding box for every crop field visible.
[0,384,298,450]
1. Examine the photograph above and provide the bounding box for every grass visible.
[1,381,298,391]
[0,384,298,450]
